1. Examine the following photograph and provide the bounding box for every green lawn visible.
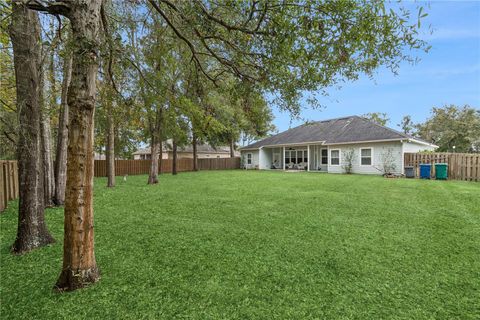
[1,171,479,319]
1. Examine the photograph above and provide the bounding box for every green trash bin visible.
[435,163,448,180]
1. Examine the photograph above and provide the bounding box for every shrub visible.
[375,147,397,175]
[342,149,355,174]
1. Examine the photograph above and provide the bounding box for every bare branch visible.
[24,0,71,16]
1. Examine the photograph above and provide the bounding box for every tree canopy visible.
[415,105,480,153]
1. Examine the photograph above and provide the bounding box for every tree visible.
[25,0,103,291]
[415,105,480,153]
[362,112,389,126]
[20,0,430,290]
[0,4,17,160]
[102,74,116,188]
[398,115,414,135]
[54,51,72,205]
[146,0,429,115]
[9,2,55,253]
[40,87,55,207]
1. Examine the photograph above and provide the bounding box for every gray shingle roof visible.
[241,116,429,149]
[133,143,231,155]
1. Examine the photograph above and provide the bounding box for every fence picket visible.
[404,152,480,182]
[0,161,20,213]
[93,157,241,177]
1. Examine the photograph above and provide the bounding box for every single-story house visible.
[133,140,238,160]
[132,148,168,160]
[239,115,437,175]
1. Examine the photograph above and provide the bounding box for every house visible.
[239,115,437,175]
[133,141,237,160]
[132,148,168,160]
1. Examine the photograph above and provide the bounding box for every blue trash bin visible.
[419,164,431,179]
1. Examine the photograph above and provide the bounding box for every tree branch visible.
[147,0,217,84]
[24,0,71,16]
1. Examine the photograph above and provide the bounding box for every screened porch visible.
[259,145,330,171]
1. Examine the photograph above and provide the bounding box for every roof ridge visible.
[313,115,358,124]
[357,116,410,138]
[356,116,435,144]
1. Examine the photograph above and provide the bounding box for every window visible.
[360,148,372,166]
[321,149,328,164]
[285,150,290,164]
[304,150,308,163]
[247,153,252,165]
[330,149,340,165]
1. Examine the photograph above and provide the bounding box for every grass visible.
[1,170,479,319]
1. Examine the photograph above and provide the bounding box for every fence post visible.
[404,152,479,182]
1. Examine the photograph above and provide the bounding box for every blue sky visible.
[271,0,480,133]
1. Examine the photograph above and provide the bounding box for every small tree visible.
[342,149,355,174]
[376,148,397,176]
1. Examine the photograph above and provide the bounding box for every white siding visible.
[403,141,436,153]
[259,148,272,169]
[327,142,403,175]
[241,150,259,169]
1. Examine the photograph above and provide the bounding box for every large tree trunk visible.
[53,0,102,291]
[41,106,55,207]
[192,133,198,171]
[229,138,235,158]
[10,3,55,254]
[54,54,72,206]
[106,104,115,187]
[172,139,178,175]
[148,135,159,184]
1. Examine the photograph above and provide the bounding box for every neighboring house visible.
[133,148,168,160]
[94,152,126,160]
[133,141,238,160]
[239,115,437,175]
[94,152,106,160]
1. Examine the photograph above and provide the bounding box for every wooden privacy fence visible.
[0,161,19,213]
[0,158,240,212]
[94,157,241,177]
[404,152,480,182]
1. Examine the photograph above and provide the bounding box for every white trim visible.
[307,145,310,171]
[407,138,438,148]
[263,140,326,148]
[241,138,408,150]
[259,147,263,169]
[323,138,404,146]
[321,148,328,165]
[282,146,285,170]
[241,137,438,151]
[359,147,373,166]
[401,142,405,175]
[244,141,326,149]
[330,149,341,166]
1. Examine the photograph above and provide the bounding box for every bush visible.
[342,149,355,174]
[375,147,397,175]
